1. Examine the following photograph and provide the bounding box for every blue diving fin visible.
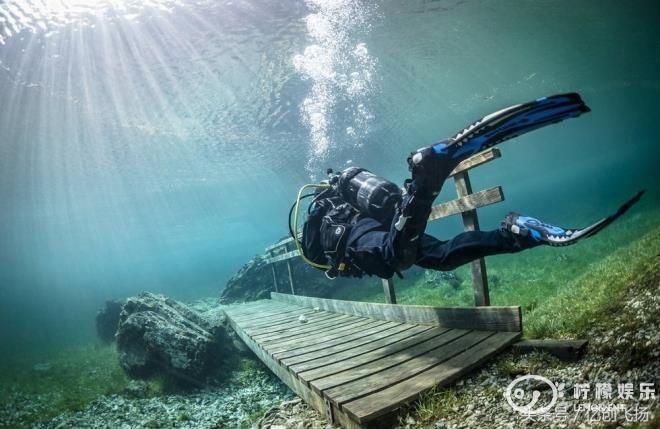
[502,190,645,247]
[433,93,591,160]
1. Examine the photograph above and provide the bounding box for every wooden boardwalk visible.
[224,292,522,429]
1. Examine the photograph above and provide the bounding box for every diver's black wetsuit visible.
[343,217,530,279]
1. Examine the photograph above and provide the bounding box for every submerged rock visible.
[124,380,149,398]
[220,255,272,303]
[95,299,125,343]
[220,245,399,304]
[116,292,235,383]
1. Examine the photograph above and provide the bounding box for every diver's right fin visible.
[433,93,591,161]
[501,190,645,247]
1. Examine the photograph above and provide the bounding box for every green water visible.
[0,0,658,375]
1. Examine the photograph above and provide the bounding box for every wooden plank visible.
[225,312,366,429]
[254,318,360,345]
[449,148,501,177]
[222,300,288,315]
[265,237,296,253]
[285,324,428,370]
[276,321,403,362]
[310,329,470,393]
[342,331,520,423]
[225,301,294,317]
[235,312,312,331]
[428,186,504,221]
[224,299,294,312]
[381,278,396,304]
[325,331,495,406]
[234,312,316,332]
[512,339,588,361]
[266,318,381,352]
[236,309,316,329]
[235,307,328,327]
[266,250,300,264]
[252,314,357,341]
[298,327,454,383]
[237,308,327,327]
[268,319,385,355]
[227,309,303,324]
[222,299,272,310]
[271,293,522,332]
[228,306,305,323]
[453,170,490,306]
[245,311,341,336]
[258,317,367,347]
[228,307,300,324]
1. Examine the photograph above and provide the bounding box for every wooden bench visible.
[264,147,505,306]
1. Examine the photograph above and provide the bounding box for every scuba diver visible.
[290,93,644,279]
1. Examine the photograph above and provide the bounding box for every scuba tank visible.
[289,167,402,275]
[334,167,402,223]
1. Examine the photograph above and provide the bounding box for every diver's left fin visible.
[436,93,591,160]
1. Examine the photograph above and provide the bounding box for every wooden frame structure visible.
[265,237,298,295]
[263,148,505,306]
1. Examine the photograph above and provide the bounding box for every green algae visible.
[0,344,129,426]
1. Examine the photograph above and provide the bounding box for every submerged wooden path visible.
[224,292,522,429]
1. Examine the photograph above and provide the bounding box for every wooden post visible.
[512,339,589,361]
[453,171,490,306]
[382,278,396,304]
[286,262,296,295]
[269,250,279,293]
[285,243,297,295]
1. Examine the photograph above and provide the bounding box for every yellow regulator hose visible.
[293,183,332,270]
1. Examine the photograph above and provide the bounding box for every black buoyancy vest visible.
[302,196,364,278]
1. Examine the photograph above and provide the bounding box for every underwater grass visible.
[0,344,130,425]
[523,224,659,338]
[407,386,462,426]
